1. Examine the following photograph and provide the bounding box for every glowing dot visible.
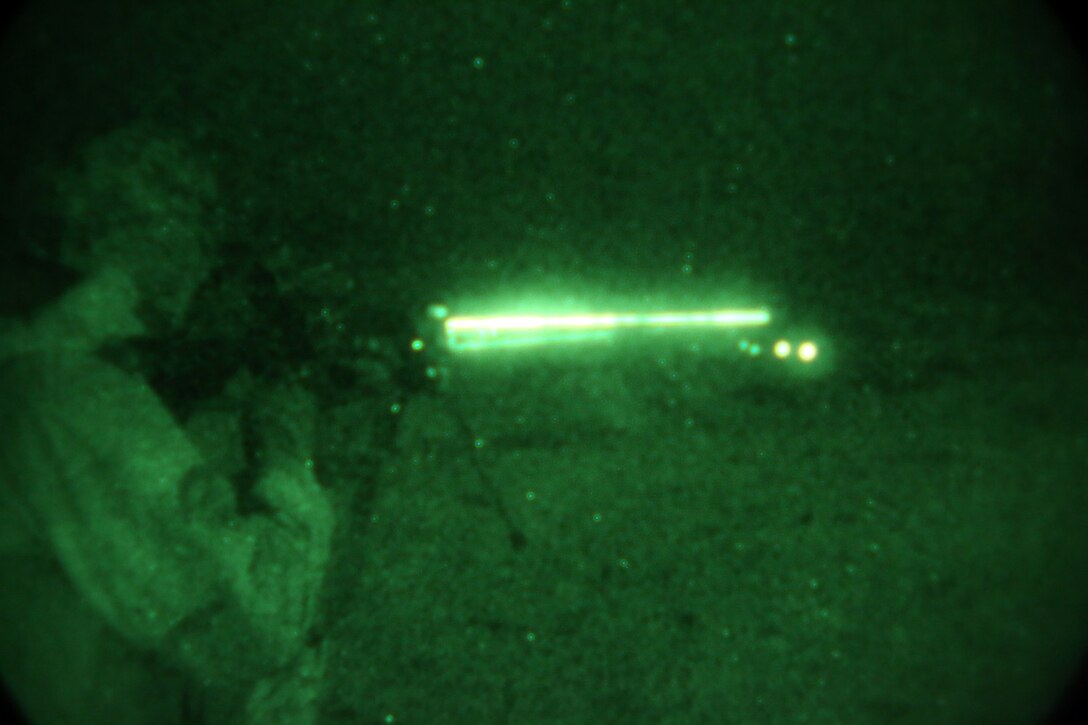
[592,512,602,523]
[411,338,425,351]
[526,490,536,501]
[526,631,537,642]
[472,56,485,69]
[424,205,436,216]
[773,340,791,358]
[784,32,797,46]
[508,137,520,149]
[738,339,749,351]
[428,304,449,320]
[389,198,400,210]
[618,558,630,569]
[384,715,395,724]
[425,366,439,378]
[390,402,401,414]
[798,341,818,362]
[474,438,485,449]
[681,263,693,274]
[748,343,761,356]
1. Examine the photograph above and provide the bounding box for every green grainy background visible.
[1,1,1087,723]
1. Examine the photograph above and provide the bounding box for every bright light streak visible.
[444,308,771,352]
[448,330,616,351]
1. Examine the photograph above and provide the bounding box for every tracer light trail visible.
[443,308,771,352]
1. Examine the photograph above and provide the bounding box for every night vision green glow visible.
[444,308,771,352]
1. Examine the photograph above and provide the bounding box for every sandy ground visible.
[316,332,1088,723]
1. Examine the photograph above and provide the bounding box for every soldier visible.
[0,126,333,724]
